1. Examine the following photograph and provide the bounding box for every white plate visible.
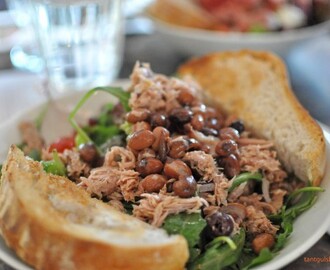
[0,87,330,270]
[150,16,330,57]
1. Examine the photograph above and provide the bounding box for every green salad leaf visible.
[241,248,273,270]
[69,87,130,146]
[163,212,206,263]
[41,150,66,176]
[190,229,245,270]
[228,172,263,193]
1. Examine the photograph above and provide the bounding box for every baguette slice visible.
[0,145,188,270]
[178,50,326,186]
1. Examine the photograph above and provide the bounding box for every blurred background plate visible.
[150,17,330,58]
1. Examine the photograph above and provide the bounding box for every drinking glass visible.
[6,0,44,72]
[28,0,124,96]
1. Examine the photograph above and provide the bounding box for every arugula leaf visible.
[162,212,206,262]
[84,125,121,146]
[241,248,273,270]
[69,87,130,145]
[41,150,66,176]
[190,229,245,270]
[228,172,263,193]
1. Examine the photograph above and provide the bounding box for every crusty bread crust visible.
[178,50,326,186]
[0,145,189,270]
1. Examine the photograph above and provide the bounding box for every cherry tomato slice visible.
[49,135,75,153]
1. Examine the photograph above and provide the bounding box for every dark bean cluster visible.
[125,88,245,198]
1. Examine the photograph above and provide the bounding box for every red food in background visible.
[49,135,75,153]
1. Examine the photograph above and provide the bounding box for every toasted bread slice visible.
[147,0,215,29]
[0,145,188,270]
[178,50,326,186]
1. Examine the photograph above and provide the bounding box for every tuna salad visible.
[15,63,323,269]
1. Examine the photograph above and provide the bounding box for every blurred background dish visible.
[147,0,330,57]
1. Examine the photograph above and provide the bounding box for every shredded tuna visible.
[104,146,136,170]
[183,151,219,181]
[117,170,140,202]
[80,167,120,197]
[239,193,276,215]
[62,149,91,182]
[185,124,220,155]
[239,144,287,183]
[244,205,278,236]
[270,189,287,212]
[133,193,208,227]
[19,121,44,153]
[213,174,229,205]
[107,191,125,212]
[237,138,274,149]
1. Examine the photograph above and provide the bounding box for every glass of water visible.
[6,0,43,72]
[29,0,124,95]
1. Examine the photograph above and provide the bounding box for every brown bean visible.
[252,233,275,254]
[217,154,240,178]
[152,127,170,150]
[168,138,189,159]
[140,174,167,193]
[201,127,218,137]
[169,107,193,124]
[150,113,169,128]
[126,109,150,123]
[187,138,203,151]
[173,175,197,198]
[137,148,156,161]
[206,117,221,130]
[78,142,99,163]
[136,157,164,177]
[191,114,204,131]
[132,121,151,132]
[215,139,239,157]
[164,159,192,179]
[177,88,195,105]
[219,127,240,141]
[128,130,155,150]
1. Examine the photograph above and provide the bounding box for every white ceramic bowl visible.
[151,17,330,58]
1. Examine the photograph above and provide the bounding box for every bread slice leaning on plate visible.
[0,145,188,270]
[178,50,326,186]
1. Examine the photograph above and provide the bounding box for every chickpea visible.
[168,138,189,159]
[136,157,163,177]
[191,114,205,131]
[252,233,275,254]
[219,127,240,141]
[215,139,239,157]
[126,109,150,123]
[78,142,99,163]
[164,159,192,179]
[128,130,155,151]
[217,154,240,178]
[140,174,167,193]
[173,175,197,198]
